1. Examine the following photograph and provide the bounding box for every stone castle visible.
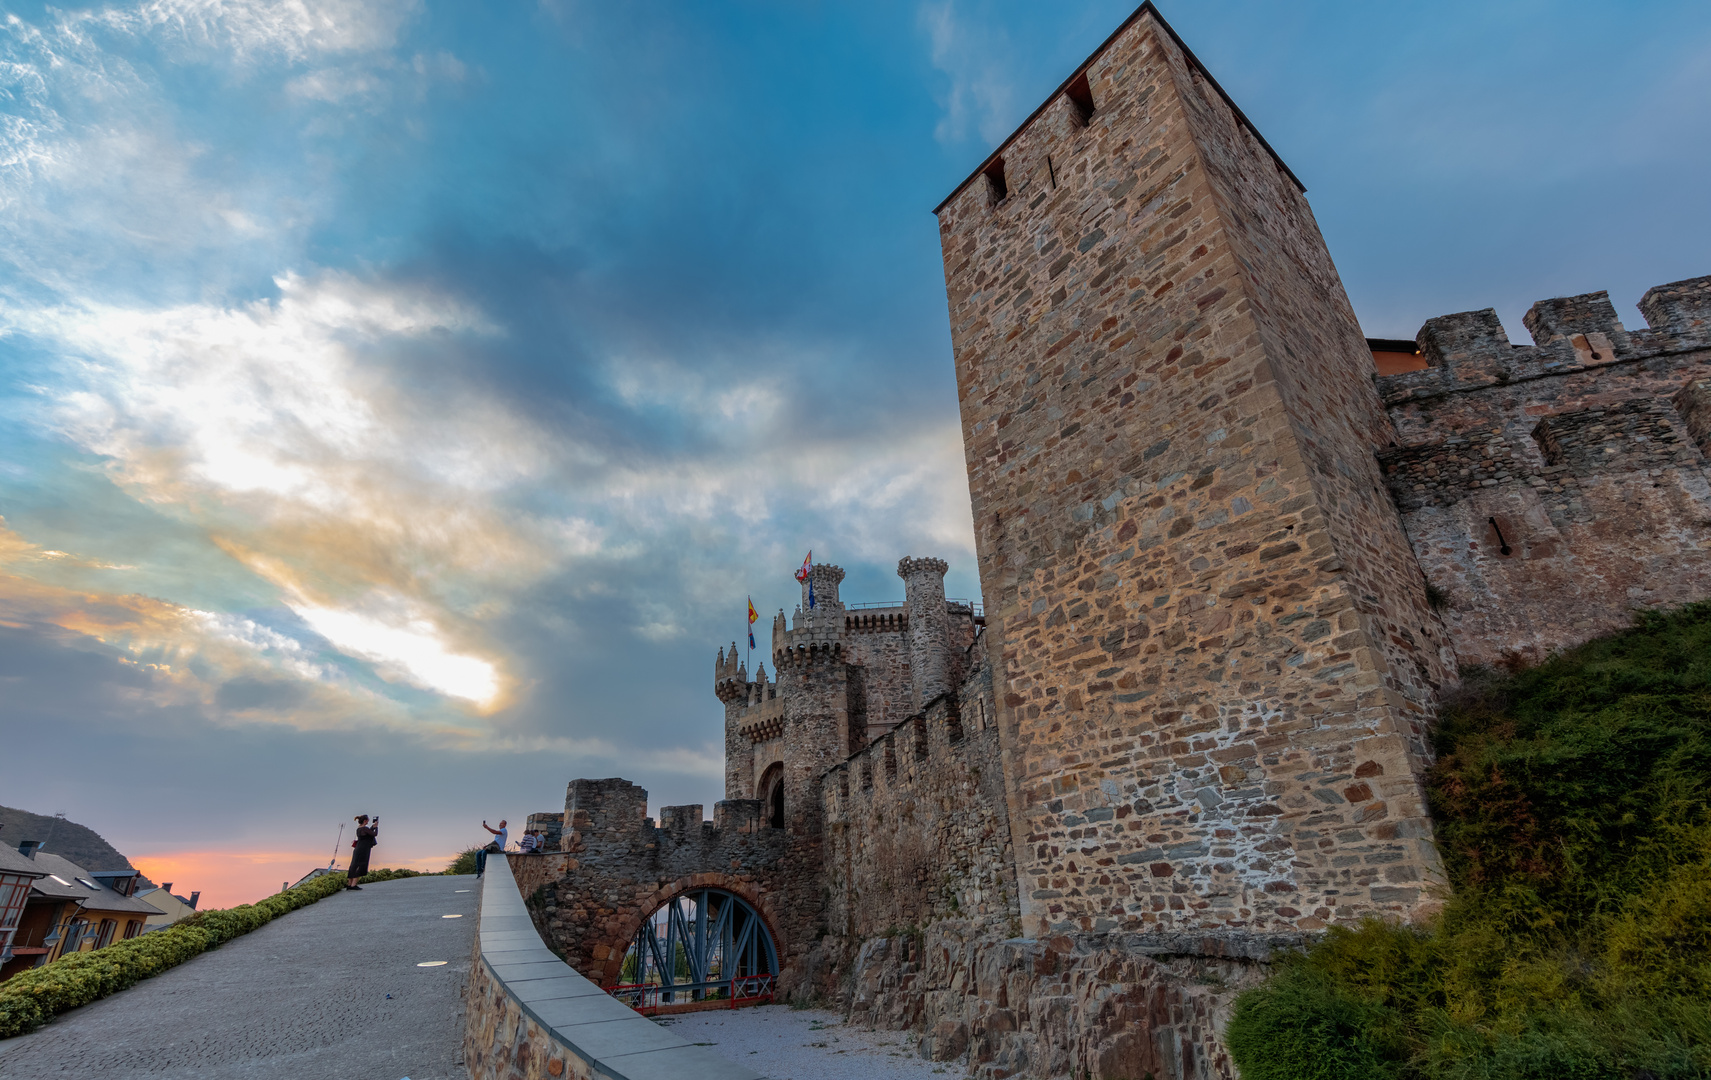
[511,4,1711,1077]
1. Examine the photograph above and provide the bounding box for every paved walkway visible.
[662,1005,953,1079]
[0,874,479,1080]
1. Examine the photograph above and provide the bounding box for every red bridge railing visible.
[601,974,775,1015]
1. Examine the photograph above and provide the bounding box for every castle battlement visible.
[1378,276,1711,406]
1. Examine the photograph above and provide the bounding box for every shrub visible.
[359,867,428,884]
[0,870,347,1038]
[446,848,481,876]
[1229,601,1711,1080]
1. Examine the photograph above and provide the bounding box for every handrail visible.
[603,974,776,1015]
[843,599,984,615]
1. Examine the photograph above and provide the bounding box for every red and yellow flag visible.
[748,598,759,625]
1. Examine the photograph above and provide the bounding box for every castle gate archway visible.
[605,885,778,1014]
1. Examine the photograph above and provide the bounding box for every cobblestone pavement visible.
[0,874,479,1080]
[660,1005,953,1079]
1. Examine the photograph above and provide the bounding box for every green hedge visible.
[0,871,348,1038]
[1228,601,1711,1080]
[358,867,428,884]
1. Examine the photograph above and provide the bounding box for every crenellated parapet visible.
[1377,275,1711,407]
[714,642,749,703]
[773,563,850,662]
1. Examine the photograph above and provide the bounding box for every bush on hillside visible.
[1228,601,1711,1080]
[0,870,348,1038]
[446,847,480,876]
[358,867,427,883]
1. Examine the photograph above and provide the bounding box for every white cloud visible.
[100,0,420,63]
[7,270,548,708]
[919,0,1018,145]
[289,596,500,706]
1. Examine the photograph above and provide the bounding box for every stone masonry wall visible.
[935,6,1444,938]
[831,924,1298,1080]
[822,642,1017,943]
[517,779,824,993]
[1378,278,1711,666]
[844,608,917,739]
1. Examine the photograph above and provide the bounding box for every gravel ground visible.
[0,875,478,1079]
[659,1005,956,1080]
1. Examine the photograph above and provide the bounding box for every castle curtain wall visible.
[1379,280,1711,667]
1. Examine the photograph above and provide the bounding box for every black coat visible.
[349,825,377,876]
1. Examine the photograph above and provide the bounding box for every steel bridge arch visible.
[602,880,779,1011]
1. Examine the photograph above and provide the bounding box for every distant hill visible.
[0,805,154,888]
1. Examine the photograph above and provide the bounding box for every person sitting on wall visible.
[475,819,507,879]
[518,830,537,853]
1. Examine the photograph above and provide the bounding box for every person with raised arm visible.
[475,818,507,878]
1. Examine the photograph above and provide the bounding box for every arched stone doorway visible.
[607,886,778,1013]
[758,762,785,829]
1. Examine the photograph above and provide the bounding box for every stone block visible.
[1639,275,1711,337]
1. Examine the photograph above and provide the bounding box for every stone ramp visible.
[0,874,479,1079]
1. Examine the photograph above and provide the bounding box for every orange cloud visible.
[132,846,457,910]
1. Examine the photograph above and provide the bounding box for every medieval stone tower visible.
[933,2,1450,935]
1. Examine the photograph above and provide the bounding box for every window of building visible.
[95,919,117,950]
[76,878,99,891]
[0,873,31,959]
[123,919,142,940]
[758,762,785,829]
[1066,72,1095,125]
[983,157,1008,203]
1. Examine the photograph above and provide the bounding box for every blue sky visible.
[0,0,1707,903]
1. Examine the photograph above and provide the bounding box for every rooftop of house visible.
[0,842,47,879]
[20,850,158,915]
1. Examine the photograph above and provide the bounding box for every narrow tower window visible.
[1065,72,1095,125]
[983,157,1008,203]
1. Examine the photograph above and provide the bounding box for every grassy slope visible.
[1229,603,1711,1080]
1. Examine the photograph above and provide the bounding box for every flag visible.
[748,630,756,650]
[748,598,759,625]
[795,551,816,608]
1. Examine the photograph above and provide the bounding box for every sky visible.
[0,0,1707,908]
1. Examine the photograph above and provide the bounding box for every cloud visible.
[289,597,500,705]
[4,271,552,709]
[98,0,420,64]
[919,0,1019,144]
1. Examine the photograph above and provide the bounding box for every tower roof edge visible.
[931,0,1304,216]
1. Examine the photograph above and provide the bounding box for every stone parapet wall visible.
[464,854,758,1080]
[822,653,1017,941]
[1377,277,1711,666]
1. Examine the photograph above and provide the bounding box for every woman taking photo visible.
[347,814,378,890]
